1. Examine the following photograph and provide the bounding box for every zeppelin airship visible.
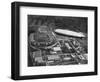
[55,29,86,38]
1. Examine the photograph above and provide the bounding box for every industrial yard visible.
[28,15,88,66]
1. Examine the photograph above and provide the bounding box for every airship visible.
[55,29,86,38]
